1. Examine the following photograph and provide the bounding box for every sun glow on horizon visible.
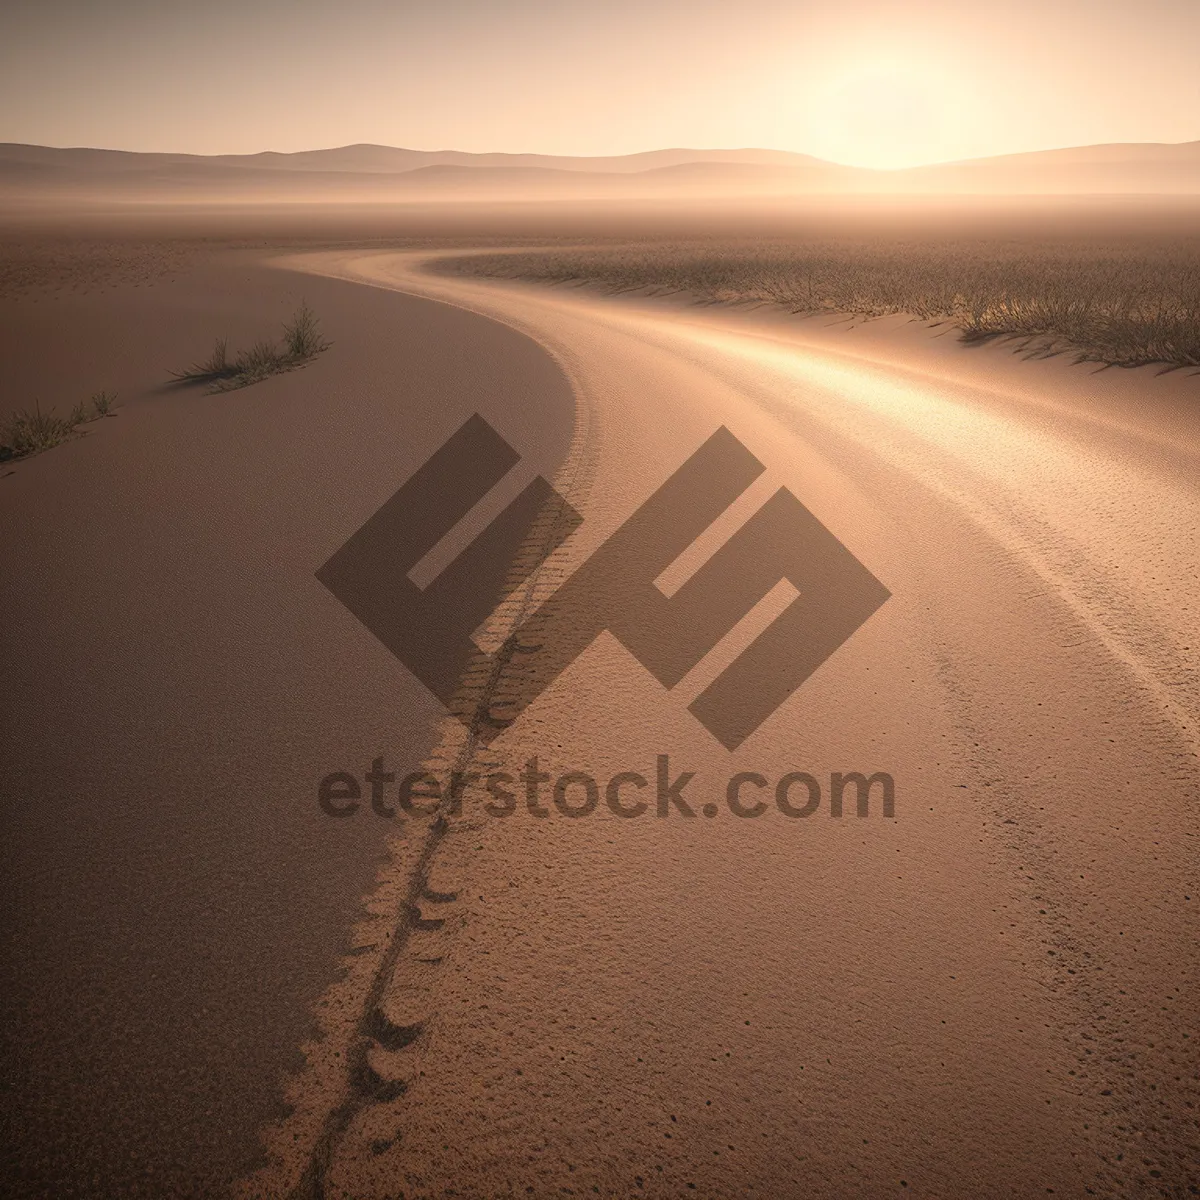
[1,0,1196,164]
[802,57,966,170]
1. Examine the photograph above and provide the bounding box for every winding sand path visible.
[243,251,1200,1198]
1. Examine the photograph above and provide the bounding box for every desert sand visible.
[2,207,1198,1198]
[0,251,576,1195]
[235,249,1200,1198]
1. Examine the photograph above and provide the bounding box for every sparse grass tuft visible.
[0,391,117,463]
[91,390,117,417]
[172,303,331,393]
[283,301,331,360]
[195,338,232,379]
[2,402,77,458]
[171,336,237,385]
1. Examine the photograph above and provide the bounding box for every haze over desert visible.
[1,1,1198,1197]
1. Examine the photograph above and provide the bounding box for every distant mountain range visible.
[3,140,1199,203]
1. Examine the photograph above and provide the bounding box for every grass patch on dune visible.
[1,391,119,462]
[436,240,1200,369]
[172,302,331,392]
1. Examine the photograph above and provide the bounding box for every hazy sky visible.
[2,0,1197,168]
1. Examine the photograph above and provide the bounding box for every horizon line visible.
[4,136,1199,175]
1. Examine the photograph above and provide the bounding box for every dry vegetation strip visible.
[171,301,331,392]
[0,391,116,461]
[1,304,330,464]
[436,239,1200,369]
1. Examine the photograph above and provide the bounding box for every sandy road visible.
[246,252,1199,1198]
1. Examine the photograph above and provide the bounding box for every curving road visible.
[243,251,1200,1198]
